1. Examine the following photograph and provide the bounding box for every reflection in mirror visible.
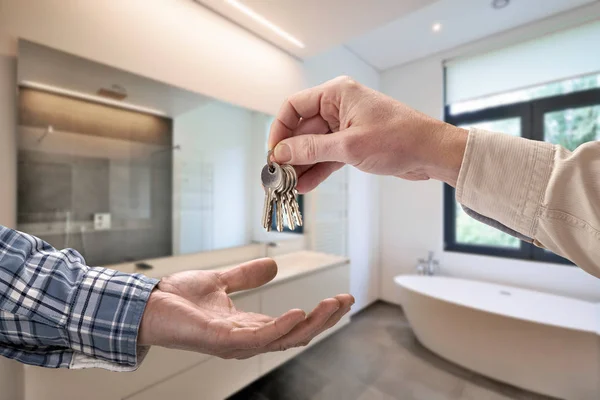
[16,40,303,267]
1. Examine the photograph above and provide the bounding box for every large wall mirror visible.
[16,40,303,267]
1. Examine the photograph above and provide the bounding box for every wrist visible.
[137,288,164,346]
[423,123,468,187]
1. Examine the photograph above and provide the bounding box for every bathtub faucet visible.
[417,251,439,276]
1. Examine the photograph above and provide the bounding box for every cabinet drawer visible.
[127,357,260,400]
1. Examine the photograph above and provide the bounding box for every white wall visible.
[303,46,381,313]
[0,0,305,116]
[173,101,255,254]
[380,13,600,303]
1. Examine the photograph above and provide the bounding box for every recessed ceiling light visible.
[225,0,305,48]
[432,23,442,33]
[492,0,510,9]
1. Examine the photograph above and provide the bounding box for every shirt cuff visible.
[70,345,152,371]
[456,128,555,239]
[65,268,159,370]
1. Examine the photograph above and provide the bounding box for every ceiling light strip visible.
[225,0,305,48]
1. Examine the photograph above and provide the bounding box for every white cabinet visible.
[24,347,211,400]
[260,264,350,374]
[127,357,260,400]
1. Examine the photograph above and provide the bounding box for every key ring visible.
[267,149,274,172]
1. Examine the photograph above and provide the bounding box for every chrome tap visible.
[417,251,439,276]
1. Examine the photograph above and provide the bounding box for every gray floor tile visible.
[357,386,398,400]
[228,302,556,400]
[459,383,518,400]
[310,376,371,400]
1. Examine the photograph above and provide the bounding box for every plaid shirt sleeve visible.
[0,225,159,370]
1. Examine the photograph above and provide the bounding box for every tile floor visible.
[228,302,558,400]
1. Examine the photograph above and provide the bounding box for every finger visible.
[266,298,340,352]
[227,308,306,350]
[268,87,324,149]
[218,258,277,294]
[294,164,312,178]
[270,116,329,174]
[268,76,350,148]
[229,296,351,357]
[274,126,362,165]
[294,115,331,136]
[296,162,344,194]
[312,294,354,336]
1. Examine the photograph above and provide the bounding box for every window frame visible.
[443,87,600,265]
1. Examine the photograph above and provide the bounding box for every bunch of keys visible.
[261,151,303,232]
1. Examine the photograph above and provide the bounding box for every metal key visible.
[275,165,290,232]
[283,165,303,227]
[281,165,299,228]
[275,191,284,232]
[262,186,274,231]
[291,188,302,226]
[280,166,296,231]
[261,162,283,231]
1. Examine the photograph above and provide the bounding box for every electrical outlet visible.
[93,213,111,230]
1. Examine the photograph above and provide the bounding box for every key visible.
[279,165,294,228]
[261,163,283,231]
[275,191,284,232]
[280,166,295,231]
[291,188,303,226]
[275,167,288,232]
[282,165,303,227]
[261,171,271,229]
[281,165,298,229]
[262,186,274,231]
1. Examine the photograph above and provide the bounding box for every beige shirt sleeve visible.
[456,128,600,278]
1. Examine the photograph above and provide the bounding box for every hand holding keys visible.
[261,151,303,232]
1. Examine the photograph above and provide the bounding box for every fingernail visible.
[274,143,291,163]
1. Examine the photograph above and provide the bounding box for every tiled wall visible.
[17,88,173,266]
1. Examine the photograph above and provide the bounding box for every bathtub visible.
[394,275,600,400]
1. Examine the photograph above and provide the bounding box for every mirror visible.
[16,40,303,267]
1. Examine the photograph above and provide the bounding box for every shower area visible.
[17,87,173,266]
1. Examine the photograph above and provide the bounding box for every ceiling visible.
[195,0,437,58]
[346,0,598,70]
[196,0,598,70]
[18,41,210,117]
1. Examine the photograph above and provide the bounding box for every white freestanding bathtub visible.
[394,275,600,400]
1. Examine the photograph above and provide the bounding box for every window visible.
[444,73,600,264]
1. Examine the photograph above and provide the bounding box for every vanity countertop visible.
[117,251,349,291]
[214,251,349,293]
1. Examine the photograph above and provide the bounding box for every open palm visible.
[138,258,353,359]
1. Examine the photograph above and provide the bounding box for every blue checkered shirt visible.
[0,226,159,370]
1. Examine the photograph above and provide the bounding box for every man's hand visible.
[138,258,353,359]
[268,76,468,191]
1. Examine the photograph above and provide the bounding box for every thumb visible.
[273,130,357,165]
